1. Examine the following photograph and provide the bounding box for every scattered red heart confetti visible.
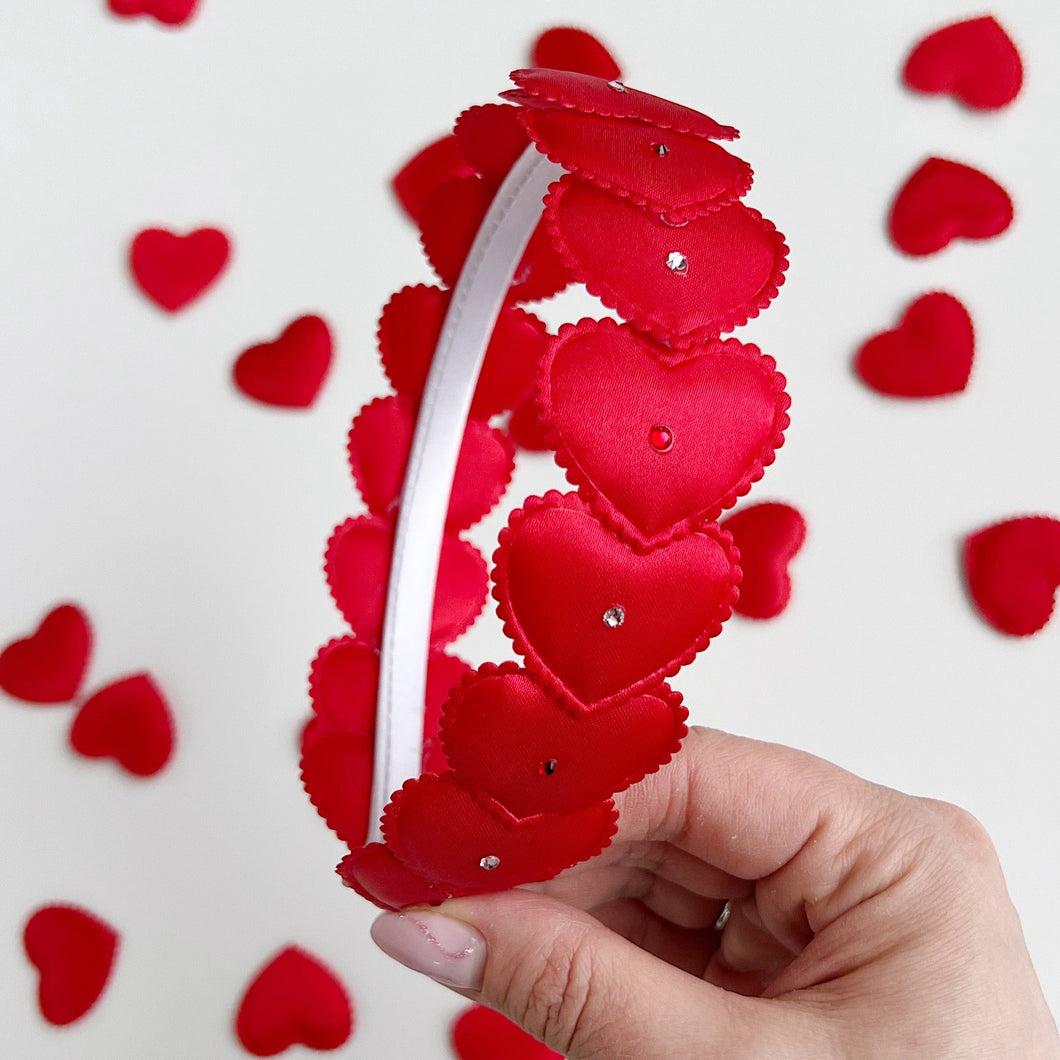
[0,603,92,704]
[454,105,531,183]
[129,227,229,311]
[531,26,622,81]
[855,292,974,397]
[347,395,514,531]
[721,502,806,619]
[889,157,1014,256]
[441,663,686,817]
[494,492,740,706]
[378,285,548,419]
[23,905,119,1026]
[233,314,333,409]
[337,843,450,912]
[452,1004,561,1060]
[964,516,1060,636]
[383,772,618,893]
[392,134,475,225]
[69,673,174,776]
[108,0,199,27]
[324,515,487,649]
[235,946,353,1057]
[539,320,789,548]
[903,16,1023,111]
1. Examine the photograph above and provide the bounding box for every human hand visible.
[370,727,1059,1058]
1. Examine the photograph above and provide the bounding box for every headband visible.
[305,68,791,911]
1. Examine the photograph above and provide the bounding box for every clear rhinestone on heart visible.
[540,759,558,776]
[602,606,626,628]
[666,251,688,274]
[479,855,501,871]
[607,79,627,92]
[652,142,669,157]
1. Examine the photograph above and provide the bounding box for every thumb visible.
[370,890,800,1059]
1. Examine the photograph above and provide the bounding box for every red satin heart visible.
[531,27,622,81]
[419,176,572,304]
[392,134,474,224]
[378,285,548,419]
[235,947,353,1057]
[129,227,228,310]
[337,843,451,911]
[383,772,618,892]
[347,395,514,532]
[441,663,685,817]
[454,104,531,182]
[70,673,174,776]
[855,292,974,397]
[539,320,789,548]
[904,16,1023,111]
[504,69,738,141]
[108,0,198,27]
[494,492,740,705]
[453,1004,562,1060]
[547,179,787,346]
[301,641,467,844]
[233,315,333,409]
[23,905,118,1026]
[889,157,1014,257]
[523,110,752,221]
[964,516,1060,636]
[324,515,487,649]
[721,503,806,619]
[0,603,92,704]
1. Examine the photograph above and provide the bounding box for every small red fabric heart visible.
[419,176,572,304]
[522,110,752,221]
[539,319,789,548]
[108,0,198,27]
[324,515,487,649]
[441,663,685,817]
[23,905,118,1026]
[903,16,1023,111]
[0,603,92,704]
[69,673,174,776]
[531,27,622,81]
[546,178,787,346]
[964,516,1060,636]
[503,69,738,141]
[454,105,531,182]
[347,395,514,532]
[453,1004,562,1060]
[721,503,806,619]
[382,772,618,893]
[233,314,333,409]
[337,843,451,911]
[378,285,548,420]
[494,492,740,705]
[889,157,1014,257]
[129,227,228,310]
[392,134,475,224]
[302,641,467,844]
[235,946,353,1057]
[855,292,974,397]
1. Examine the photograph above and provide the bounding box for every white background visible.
[1,2,1057,1056]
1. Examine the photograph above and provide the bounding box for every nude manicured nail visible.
[370,911,486,990]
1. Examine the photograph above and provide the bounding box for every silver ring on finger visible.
[713,899,733,932]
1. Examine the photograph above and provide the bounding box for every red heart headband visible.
[309,68,791,911]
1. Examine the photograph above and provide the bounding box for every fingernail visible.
[370,911,486,990]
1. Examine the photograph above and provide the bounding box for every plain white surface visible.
[1,2,1057,1057]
